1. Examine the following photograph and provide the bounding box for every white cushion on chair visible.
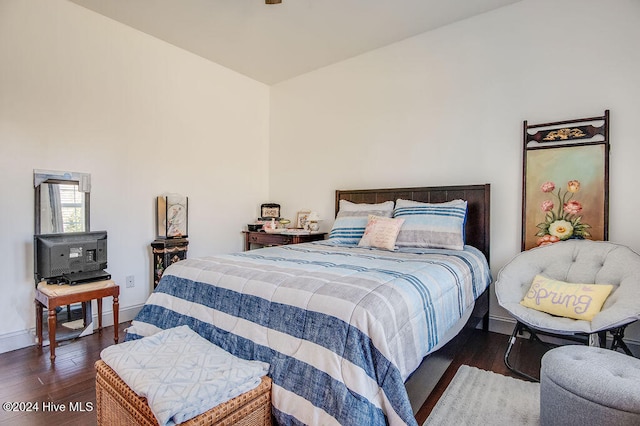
[495,240,640,334]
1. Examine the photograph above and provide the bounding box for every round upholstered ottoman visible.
[540,345,640,426]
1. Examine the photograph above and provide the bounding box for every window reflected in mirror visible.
[39,182,86,233]
[34,169,91,235]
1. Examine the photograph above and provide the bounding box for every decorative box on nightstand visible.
[151,238,188,288]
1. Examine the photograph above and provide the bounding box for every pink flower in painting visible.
[541,181,556,193]
[537,234,560,247]
[564,200,583,215]
[541,200,554,212]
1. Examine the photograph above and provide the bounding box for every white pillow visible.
[329,200,394,245]
[393,199,467,250]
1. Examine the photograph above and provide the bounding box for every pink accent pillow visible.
[358,215,405,251]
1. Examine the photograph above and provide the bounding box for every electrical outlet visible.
[126,275,135,288]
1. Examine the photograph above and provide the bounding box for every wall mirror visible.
[34,169,91,235]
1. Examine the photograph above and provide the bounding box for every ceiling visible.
[70,0,521,85]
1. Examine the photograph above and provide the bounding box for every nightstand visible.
[243,231,327,251]
[151,238,189,288]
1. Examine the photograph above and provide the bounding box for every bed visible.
[126,184,491,426]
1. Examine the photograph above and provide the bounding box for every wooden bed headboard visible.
[335,184,491,260]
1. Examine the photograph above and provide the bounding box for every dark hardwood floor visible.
[0,323,545,425]
[0,322,128,426]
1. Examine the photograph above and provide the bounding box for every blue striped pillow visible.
[329,200,394,245]
[393,199,467,250]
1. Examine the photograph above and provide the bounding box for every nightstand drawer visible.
[243,231,326,251]
[248,233,292,246]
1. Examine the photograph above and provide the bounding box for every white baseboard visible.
[0,330,36,355]
[0,304,143,355]
[485,315,520,335]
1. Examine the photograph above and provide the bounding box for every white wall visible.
[0,0,270,351]
[269,0,640,339]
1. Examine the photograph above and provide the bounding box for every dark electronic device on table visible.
[34,231,110,285]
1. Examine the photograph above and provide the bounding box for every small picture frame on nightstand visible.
[295,210,311,229]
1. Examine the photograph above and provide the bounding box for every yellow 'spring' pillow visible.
[520,275,614,321]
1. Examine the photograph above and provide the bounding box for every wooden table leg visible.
[48,307,57,361]
[113,295,119,344]
[35,300,43,348]
[35,282,120,362]
[97,298,103,335]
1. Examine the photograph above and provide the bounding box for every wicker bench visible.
[95,360,272,426]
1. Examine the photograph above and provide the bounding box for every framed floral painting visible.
[521,111,609,250]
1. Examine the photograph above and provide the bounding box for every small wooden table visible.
[243,231,327,251]
[35,280,120,361]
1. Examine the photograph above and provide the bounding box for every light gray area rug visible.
[424,365,540,426]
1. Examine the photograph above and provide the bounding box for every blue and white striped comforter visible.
[126,242,490,426]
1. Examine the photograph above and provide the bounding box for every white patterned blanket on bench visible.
[101,325,269,426]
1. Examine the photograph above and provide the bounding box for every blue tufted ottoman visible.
[540,345,640,426]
